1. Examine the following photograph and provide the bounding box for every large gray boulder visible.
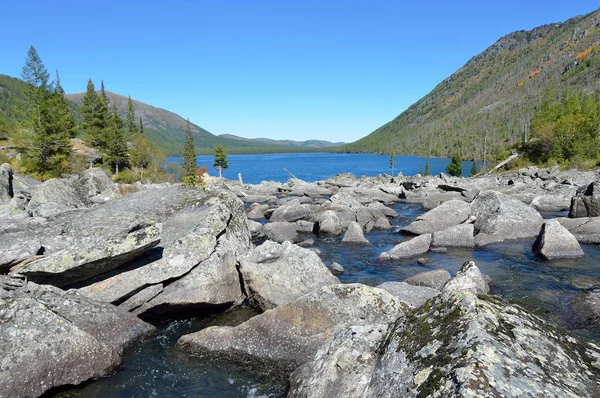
[530,185,577,212]
[269,198,311,222]
[315,210,342,235]
[290,263,600,398]
[471,190,543,246]
[0,163,13,204]
[79,189,247,306]
[177,284,403,378]
[532,219,584,260]
[238,240,339,311]
[342,221,370,244]
[0,276,155,398]
[570,181,600,218]
[262,221,302,243]
[442,260,489,296]
[402,200,470,235]
[80,167,113,198]
[556,217,600,243]
[378,234,431,260]
[431,223,475,248]
[26,176,92,218]
[12,223,162,287]
[403,269,451,290]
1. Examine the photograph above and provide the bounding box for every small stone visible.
[330,262,345,276]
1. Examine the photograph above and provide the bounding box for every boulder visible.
[556,217,600,243]
[177,284,403,378]
[402,200,470,235]
[0,276,155,398]
[288,323,389,398]
[471,190,543,246]
[403,269,451,290]
[26,176,92,218]
[374,216,392,230]
[315,210,342,235]
[367,201,399,217]
[378,234,431,261]
[270,198,311,222]
[79,189,248,306]
[0,163,13,204]
[263,221,301,243]
[532,219,584,260]
[297,263,600,398]
[12,223,162,287]
[442,261,489,296]
[80,167,113,198]
[238,240,339,311]
[570,181,600,218]
[342,221,370,244]
[431,223,475,248]
[246,203,268,220]
[330,262,345,276]
[376,281,439,309]
[530,185,577,212]
[119,284,163,312]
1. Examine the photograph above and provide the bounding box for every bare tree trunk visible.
[485,150,519,175]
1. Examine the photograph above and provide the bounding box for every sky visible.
[1,1,599,143]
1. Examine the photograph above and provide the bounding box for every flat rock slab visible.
[432,223,474,248]
[402,200,470,235]
[556,217,600,244]
[177,284,403,378]
[239,240,339,311]
[533,219,584,260]
[379,234,431,260]
[0,276,155,398]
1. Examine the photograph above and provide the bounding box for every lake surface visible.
[166,153,484,184]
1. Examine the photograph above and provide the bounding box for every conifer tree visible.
[181,119,197,179]
[97,80,109,149]
[213,144,229,178]
[20,46,72,177]
[446,154,462,177]
[103,104,129,176]
[82,79,103,147]
[424,159,431,176]
[126,95,137,137]
[54,70,76,138]
[389,152,395,175]
[470,162,479,176]
[139,117,144,135]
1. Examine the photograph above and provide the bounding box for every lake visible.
[166,153,484,184]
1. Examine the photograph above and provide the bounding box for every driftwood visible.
[485,150,519,175]
[283,168,298,179]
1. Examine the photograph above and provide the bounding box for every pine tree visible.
[54,70,76,139]
[97,80,109,149]
[213,144,229,178]
[389,152,395,175]
[20,46,72,177]
[103,104,129,176]
[446,154,463,177]
[139,117,144,135]
[126,95,137,137]
[470,162,479,176]
[424,159,431,176]
[181,118,197,178]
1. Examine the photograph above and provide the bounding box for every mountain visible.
[341,8,600,159]
[65,92,320,156]
[219,134,344,148]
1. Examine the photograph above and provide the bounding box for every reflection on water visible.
[54,202,600,397]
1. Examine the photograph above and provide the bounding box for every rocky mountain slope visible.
[342,8,600,159]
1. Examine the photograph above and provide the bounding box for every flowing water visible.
[54,154,600,397]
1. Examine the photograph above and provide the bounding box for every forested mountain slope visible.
[341,8,600,160]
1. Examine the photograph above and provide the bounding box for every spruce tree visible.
[103,104,129,176]
[470,162,479,177]
[82,79,103,147]
[181,118,197,179]
[424,159,431,176]
[20,46,72,177]
[213,144,229,178]
[446,154,463,177]
[139,117,144,135]
[126,95,137,137]
[97,80,109,149]
[54,70,76,139]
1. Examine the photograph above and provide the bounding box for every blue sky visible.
[1,1,598,142]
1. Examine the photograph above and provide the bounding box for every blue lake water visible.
[167,153,484,183]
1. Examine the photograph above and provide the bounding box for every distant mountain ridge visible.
[341,8,600,159]
[219,134,344,148]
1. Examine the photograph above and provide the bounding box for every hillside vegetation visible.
[341,8,600,163]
